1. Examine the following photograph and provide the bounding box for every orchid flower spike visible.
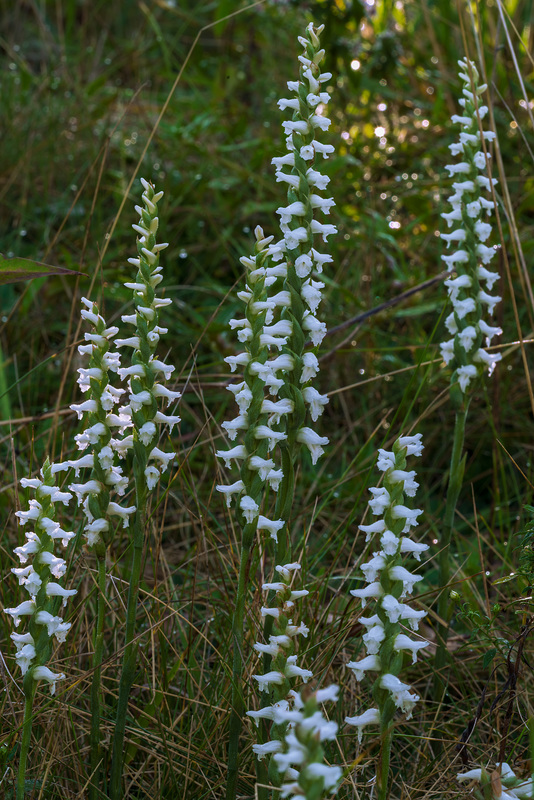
[250,562,312,702]
[67,297,134,549]
[216,226,291,530]
[248,562,316,783]
[440,58,502,394]
[119,179,180,491]
[346,435,428,754]
[272,686,342,798]
[272,20,336,468]
[217,23,335,530]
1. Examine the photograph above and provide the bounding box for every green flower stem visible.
[376,701,395,800]
[434,397,470,698]
[255,745,269,800]
[273,445,296,568]
[17,680,37,800]
[89,555,107,800]
[259,439,296,687]
[226,520,257,800]
[109,495,146,800]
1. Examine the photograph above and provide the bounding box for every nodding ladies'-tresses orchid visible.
[216,226,287,538]
[216,20,335,538]
[108,179,180,799]
[63,297,134,549]
[221,22,336,800]
[440,59,502,394]
[345,435,428,800]
[248,564,311,758]
[268,20,335,543]
[434,59,502,698]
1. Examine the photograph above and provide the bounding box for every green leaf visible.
[492,574,517,586]
[0,254,84,285]
[483,648,497,669]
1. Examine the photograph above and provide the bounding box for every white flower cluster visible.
[216,23,335,525]
[440,59,502,393]
[5,460,77,694]
[249,563,311,713]
[54,181,178,545]
[248,564,341,796]
[115,179,180,490]
[274,21,336,285]
[270,686,342,799]
[216,227,290,526]
[57,298,134,547]
[267,22,336,471]
[345,435,429,742]
[458,763,533,799]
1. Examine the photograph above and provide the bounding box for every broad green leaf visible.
[0,254,84,286]
[482,648,497,669]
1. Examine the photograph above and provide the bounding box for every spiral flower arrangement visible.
[115,178,181,491]
[248,562,312,760]
[219,23,337,798]
[247,563,342,797]
[345,435,428,800]
[6,461,76,690]
[108,179,180,798]
[440,58,502,394]
[269,21,335,539]
[65,298,134,549]
[217,20,336,532]
[216,226,287,537]
[434,59,502,695]
[272,686,342,799]
[6,459,77,796]
[61,296,137,796]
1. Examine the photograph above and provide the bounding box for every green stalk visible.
[109,495,146,800]
[0,342,12,422]
[89,556,107,800]
[434,398,470,698]
[273,445,296,568]
[226,521,257,800]
[17,681,36,800]
[376,710,394,800]
[259,443,296,673]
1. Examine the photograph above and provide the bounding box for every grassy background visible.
[1,0,534,797]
